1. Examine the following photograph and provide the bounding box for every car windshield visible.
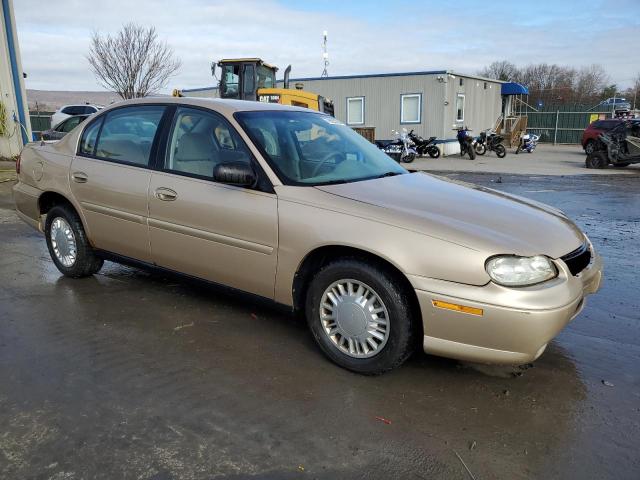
[235,110,406,185]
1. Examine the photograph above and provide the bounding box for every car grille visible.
[561,243,591,276]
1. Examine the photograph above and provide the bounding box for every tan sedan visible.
[13,98,602,374]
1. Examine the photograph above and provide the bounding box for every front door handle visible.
[71,172,88,183]
[155,187,178,201]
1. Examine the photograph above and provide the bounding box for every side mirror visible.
[213,162,257,187]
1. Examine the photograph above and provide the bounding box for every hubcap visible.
[50,217,77,267]
[319,279,390,358]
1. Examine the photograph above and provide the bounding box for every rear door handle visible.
[71,172,88,183]
[155,187,178,201]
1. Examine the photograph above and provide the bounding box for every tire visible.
[475,143,486,155]
[305,259,417,375]
[495,144,507,158]
[467,145,476,160]
[585,152,608,169]
[584,140,596,155]
[427,147,440,158]
[401,153,415,163]
[45,204,104,278]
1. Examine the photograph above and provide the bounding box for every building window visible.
[456,94,465,122]
[346,97,364,125]
[484,82,487,90]
[459,78,464,86]
[400,93,422,124]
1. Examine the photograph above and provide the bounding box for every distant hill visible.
[26,90,169,112]
[26,90,121,112]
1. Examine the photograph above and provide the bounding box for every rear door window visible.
[93,106,165,166]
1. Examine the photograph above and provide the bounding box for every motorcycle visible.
[407,130,440,158]
[515,133,539,154]
[454,126,476,160]
[475,129,507,158]
[376,128,418,163]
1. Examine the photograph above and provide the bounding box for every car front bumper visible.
[408,250,603,364]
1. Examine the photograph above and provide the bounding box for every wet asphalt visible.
[0,172,639,480]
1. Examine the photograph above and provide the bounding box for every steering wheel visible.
[310,151,344,178]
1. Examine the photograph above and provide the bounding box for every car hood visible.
[314,172,585,259]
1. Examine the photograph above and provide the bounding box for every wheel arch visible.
[38,190,76,216]
[292,245,423,333]
[37,190,91,238]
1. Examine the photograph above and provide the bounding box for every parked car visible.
[13,98,603,374]
[597,97,631,111]
[40,114,89,141]
[582,119,622,154]
[51,104,101,128]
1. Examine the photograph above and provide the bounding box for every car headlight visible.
[486,255,557,287]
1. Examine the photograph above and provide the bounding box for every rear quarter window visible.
[79,118,103,155]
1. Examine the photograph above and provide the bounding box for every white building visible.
[0,0,31,159]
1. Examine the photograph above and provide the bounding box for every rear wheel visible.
[475,143,486,155]
[585,152,608,169]
[495,144,507,158]
[45,204,104,277]
[427,147,440,158]
[305,259,417,375]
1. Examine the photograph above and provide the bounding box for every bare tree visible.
[88,23,181,99]
[573,65,608,104]
[478,60,611,106]
[478,60,518,81]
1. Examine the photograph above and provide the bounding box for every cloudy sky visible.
[13,0,640,92]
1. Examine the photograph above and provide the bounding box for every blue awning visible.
[501,82,529,95]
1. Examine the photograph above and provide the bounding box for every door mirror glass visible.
[213,162,257,187]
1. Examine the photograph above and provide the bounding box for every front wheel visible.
[475,143,487,155]
[401,153,415,163]
[45,204,104,277]
[585,152,608,169]
[305,259,417,375]
[427,147,440,158]
[467,144,476,160]
[495,144,507,158]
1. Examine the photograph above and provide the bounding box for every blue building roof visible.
[501,82,529,95]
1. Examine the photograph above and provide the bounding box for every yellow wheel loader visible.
[173,58,333,115]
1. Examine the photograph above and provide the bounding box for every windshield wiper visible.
[376,171,403,178]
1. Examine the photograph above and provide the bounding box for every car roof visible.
[96,96,320,116]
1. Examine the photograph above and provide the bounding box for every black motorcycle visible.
[407,130,440,158]
[455,127,476,160]
[475,130,507,158]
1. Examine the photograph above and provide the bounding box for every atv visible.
[586,119,640,169]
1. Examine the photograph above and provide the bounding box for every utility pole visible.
[321,31,329,78]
